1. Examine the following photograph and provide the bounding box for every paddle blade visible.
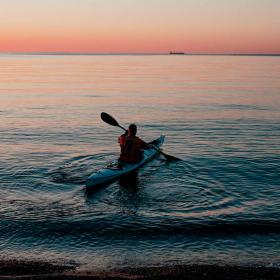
[149,143,181,161]
[101,112,119,127]
[159,150,181,161]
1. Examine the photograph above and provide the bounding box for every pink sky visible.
[1,0,279,54]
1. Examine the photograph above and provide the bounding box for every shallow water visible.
[0,54,280,269]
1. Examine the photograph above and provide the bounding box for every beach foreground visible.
[1,260,280,280]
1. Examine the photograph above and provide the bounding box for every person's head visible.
[128,124,137,136]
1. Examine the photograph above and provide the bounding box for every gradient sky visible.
[0,0,279,54]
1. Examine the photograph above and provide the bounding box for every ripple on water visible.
[1,55,280,267]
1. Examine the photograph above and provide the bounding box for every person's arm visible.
[139,138,149,149]
[118,131,128,147]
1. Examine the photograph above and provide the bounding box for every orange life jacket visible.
[118,135,146,163]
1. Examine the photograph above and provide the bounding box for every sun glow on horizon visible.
[0,0,279,54]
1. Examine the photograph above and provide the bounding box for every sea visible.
[0,54,279,270]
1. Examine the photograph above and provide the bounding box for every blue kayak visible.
[86,135,165,188]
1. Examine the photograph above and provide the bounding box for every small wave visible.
[48,154,109,185]
[1,218,280,242]
[213,104,272,111]
[26,106,50,110]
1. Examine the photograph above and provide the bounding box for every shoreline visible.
[1,260,280,279]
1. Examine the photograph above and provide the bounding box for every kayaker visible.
[118,124,148,163]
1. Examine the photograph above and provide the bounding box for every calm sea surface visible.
[0,54,279,269]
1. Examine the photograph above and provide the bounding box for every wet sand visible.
[0,260,280,279]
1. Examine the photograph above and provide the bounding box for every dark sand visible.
[0,260,280,279]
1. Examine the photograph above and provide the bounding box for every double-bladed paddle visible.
[100,112,180,161]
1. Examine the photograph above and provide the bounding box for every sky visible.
[0,0,279,54]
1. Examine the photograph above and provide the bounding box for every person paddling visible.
[118,124,148,163]
[100,112,180,161]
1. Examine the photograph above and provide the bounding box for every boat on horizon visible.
[169,51,185,55]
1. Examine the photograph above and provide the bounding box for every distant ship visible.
[169,51,185,55]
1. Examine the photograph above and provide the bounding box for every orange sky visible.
[1,0,280,54]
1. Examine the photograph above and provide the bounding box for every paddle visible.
[100,112,180,161]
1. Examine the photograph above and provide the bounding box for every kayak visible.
[86,135,165,188]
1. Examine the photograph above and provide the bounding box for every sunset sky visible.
[1,0,279,54]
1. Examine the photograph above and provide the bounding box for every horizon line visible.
[1,52,280,57]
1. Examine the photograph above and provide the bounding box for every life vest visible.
[118,135,145,163]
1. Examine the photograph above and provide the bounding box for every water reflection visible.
[118,171,139,190]
[1,54,280,267]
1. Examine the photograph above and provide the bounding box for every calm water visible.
[0,54,280,269]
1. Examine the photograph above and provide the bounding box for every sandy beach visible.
[1,260,280,279]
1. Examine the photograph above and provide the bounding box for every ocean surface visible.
[0,54,279,270]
